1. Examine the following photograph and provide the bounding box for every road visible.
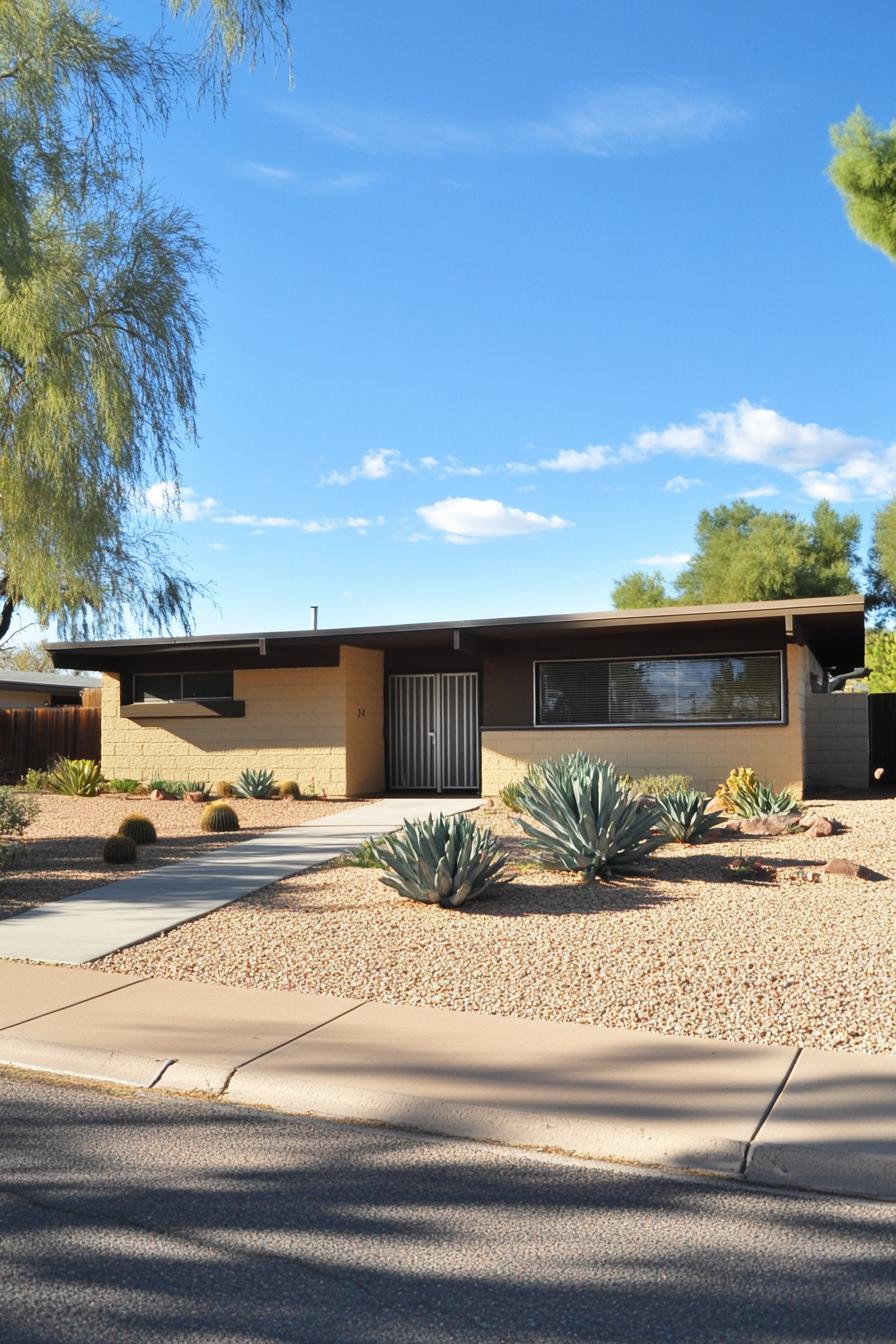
[0,1070,892,1343]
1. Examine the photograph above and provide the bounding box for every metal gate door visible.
[387,672,479,792]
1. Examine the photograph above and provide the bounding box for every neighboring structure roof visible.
[0,669,101,695]
[47,594,866,672]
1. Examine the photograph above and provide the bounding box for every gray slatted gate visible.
[388,672,479,792]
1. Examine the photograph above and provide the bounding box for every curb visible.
[744,1141,896,1201]
[222,1071,748,1176]
[0,1036,173,1089]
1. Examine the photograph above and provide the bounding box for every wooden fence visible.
[0,706,101,778]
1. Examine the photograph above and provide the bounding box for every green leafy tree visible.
[865,628,896,692]
[610,570,671,610]
[0,638,56,672]
[612,500,861,608]
[829,108,896,264]
[0,2,290,641]
[865,498,896,624]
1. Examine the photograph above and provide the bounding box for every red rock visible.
[149,788,166,801]
[811,817,834,837]
[823,858,863,878]
[184,790,206,803]
[737,815,791,837]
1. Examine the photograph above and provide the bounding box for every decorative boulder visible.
[823,858,866,878]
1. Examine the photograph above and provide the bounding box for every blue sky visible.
[108,1,896,635]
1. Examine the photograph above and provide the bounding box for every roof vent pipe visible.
[310,605,318,631]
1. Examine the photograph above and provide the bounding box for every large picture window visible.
[132,671,234,703]
[535,653,783,727]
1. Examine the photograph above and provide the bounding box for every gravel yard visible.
[0,794,367,918]
[95,793,896,1056]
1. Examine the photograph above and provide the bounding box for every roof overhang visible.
[48,594,866,673]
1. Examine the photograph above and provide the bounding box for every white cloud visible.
[528,83,746,157]
[323,449,406,485]
[236,160,296,183]
[797,472,855,504]
[538,444,609,472]
[505,460,539,475]
[234,162,380,195]
[417,496,572,542]
[209,542,228,552]
[145,481,218,523]
[419,455,439,469]
[637,551,692,567]
[218,513,384,535]
[277,82,745,160]
[664,475,704,493]
[727,484,780,499]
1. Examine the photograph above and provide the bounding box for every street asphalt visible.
[0,1070,893,1344]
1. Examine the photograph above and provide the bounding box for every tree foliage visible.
[0,638,55,672]
[0,1,290,640]
[611,500,861,608]
[864,628,896,692]
[610,569,671,610]
[829,108,896,264]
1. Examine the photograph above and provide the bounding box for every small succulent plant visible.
[652,790,723,844]
[278,779,301,800]
[515,753,663,880]
[234,768,275,799]
[102,833,137,864]
[212,779,234,798]
[200,801,240,833]
[373,813,507,907]
[117,813,157,845]
[47,757,103,797]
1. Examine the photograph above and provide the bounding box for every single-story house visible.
[0,669,101,709]
[48,594,867,798]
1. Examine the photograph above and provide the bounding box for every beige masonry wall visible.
[101,645,384,797]
[481,643,809,797]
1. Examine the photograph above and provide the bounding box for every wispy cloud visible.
[145,481,218,522]
[538,445,610,473]
[664,474,704,493]
[527,83,746,157]
[234,161,380,195]
[219,513,384,535]
[637,551,692,566]
[274,82,746,160]
[323,449,406,485]
[728,484,780,499]
[417,496,572,543]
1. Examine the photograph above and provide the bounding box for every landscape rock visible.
[149,788,166,801]
[822,858,865,878]
[810,817,834,838]
[184,791,206,803]
[736,815,792,837]
[705,796,727,814]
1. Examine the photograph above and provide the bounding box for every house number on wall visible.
[357,707,366,717]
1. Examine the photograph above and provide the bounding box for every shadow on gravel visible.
[0,1075,892,1344]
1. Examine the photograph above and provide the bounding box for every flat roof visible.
[48,594,866,671]
[0,669,100,692]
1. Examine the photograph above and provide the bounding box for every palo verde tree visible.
[0,1,290,641]
[611,500,861,609]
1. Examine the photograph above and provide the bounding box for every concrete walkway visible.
[0,797,482,965]
[0,962,893,1201]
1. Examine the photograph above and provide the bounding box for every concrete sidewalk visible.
[0,962,893,1200]
[0,796,482,965]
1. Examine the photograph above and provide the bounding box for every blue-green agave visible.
[652,790,724,844]
[373,813,507,907]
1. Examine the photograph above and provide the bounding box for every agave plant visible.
[373,813,507,907]
[234,767,275,799]
[727,779,796,818]
[515,754,662,880]
[47,757,103,797]
[652,790,724,844]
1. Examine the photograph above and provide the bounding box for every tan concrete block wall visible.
[481,643,807,797]
[101,666,350,794]
[0,689,65,707]
[342,646,385,795]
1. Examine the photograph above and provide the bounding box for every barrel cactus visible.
[200,801,240,833]
[278,779,301,800]
[234,767,275,799]
[117,813,157,845]
[373,813,507,907]
[652,791,723,844]
[102,833,137,865]
[213,779,234,798]
[515,753,663,880]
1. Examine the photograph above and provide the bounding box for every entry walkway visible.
[0,797,482,965]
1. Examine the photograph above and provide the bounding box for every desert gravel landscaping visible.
[0,794,368,918]
[94,793,896,1057]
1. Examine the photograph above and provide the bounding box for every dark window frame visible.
[132,670,235,704]
[532,650,785,729]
